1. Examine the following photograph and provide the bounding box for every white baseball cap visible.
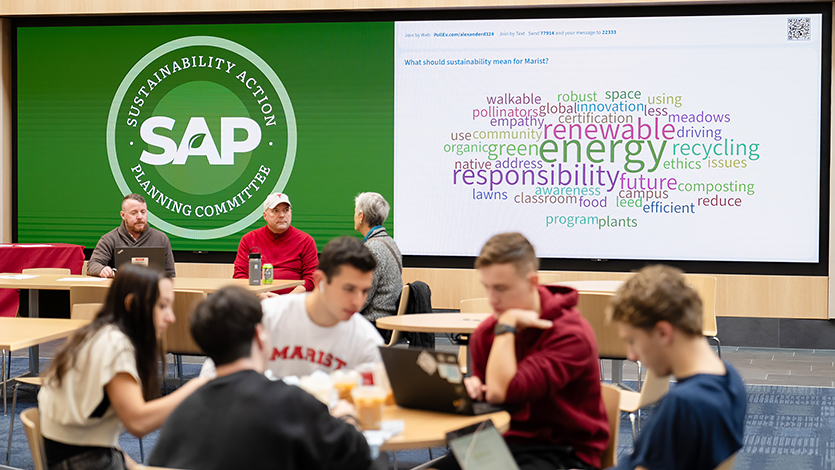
[263,193,291,211]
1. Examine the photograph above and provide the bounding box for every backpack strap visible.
[372,237,402,273]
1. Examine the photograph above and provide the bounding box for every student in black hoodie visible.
[149,286,381,470]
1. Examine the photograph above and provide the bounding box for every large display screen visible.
[14,5,830,269]
[394,14,827,263]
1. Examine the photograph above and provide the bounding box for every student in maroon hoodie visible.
[434,232,609,470]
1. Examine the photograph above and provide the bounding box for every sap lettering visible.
[139,116,261,166]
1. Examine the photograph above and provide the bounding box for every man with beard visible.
[87,193,176,278]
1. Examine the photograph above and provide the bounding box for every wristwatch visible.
[494,323,517,336]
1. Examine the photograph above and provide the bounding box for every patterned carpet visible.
[738,385,835,469]
[2,359,834,469]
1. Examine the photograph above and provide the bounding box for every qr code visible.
[788,17,811,41]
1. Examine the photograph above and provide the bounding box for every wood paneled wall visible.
[0,0,737,16]
[176,262,234,279]
[168,263,830,319]
[85,261,235,278]
[85,261,830,319]
[403,268,830,319]
[1,0,832,320]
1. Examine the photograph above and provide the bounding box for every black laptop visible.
[114,246,166,274]
[379,347,505,416]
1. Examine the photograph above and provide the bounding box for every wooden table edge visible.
[378,409,511,451]
[242,279,303,294]
[0,319,90,351]
[373,325,480,333]
[374,313,491,334]
[0,274,304,294]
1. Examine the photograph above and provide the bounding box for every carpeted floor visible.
[3,358,835,470]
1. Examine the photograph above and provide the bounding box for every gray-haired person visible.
[353,192,403,340]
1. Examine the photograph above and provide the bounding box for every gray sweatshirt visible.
[87,221,176,277]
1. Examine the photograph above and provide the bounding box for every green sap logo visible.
[107,36,297,240]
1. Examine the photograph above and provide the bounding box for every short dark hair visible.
[475,232,539,275]
[318,236,376,281]
[607,265,703,337]
[122,193,145,210]
[190,287,263,367]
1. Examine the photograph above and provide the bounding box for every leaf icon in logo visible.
[189,133,206,149]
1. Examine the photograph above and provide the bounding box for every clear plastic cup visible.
[350,385,387,430]
[300,371,337,408]
[331,369,361,402]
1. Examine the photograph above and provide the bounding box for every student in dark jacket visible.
[149,286,379,470]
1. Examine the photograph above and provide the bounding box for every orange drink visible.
[350,386,387,430]
[331,370,360,402]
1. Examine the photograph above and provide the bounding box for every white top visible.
[39,325,139,448]
[200,293,383,378]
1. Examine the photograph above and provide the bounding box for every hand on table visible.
[99,266,115,278]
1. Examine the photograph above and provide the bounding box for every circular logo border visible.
[106,35,297,240]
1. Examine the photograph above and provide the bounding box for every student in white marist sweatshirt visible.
[200,236,384,379]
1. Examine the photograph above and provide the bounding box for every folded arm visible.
[483,309,553,404]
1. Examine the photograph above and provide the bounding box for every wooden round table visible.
[379,406,511,451]
[374,313,491,334]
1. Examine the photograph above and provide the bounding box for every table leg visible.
[2,350,5,415]
[467,352,472,378]
[611,359,623,385]
[462,338,472,377]
[29,289,39,376]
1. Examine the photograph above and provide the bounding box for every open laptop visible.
[114,246,166,274]
[446,420,520,470]
[379,347,504,416]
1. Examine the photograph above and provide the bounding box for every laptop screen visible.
[114,246,166,274]
[380,346,473,414]
[446,420,520,470]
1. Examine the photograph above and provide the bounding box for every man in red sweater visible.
[435,232,609,470]
[233,193,318,294]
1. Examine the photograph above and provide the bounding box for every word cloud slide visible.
[394,14,824,262]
